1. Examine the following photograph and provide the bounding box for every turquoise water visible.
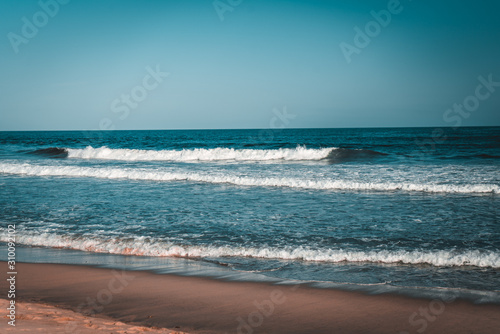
[0,127,499,302]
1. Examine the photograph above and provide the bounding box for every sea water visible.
[0,127,499,302]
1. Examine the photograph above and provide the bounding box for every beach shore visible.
[0,298,186,333]
[1,261,499,333]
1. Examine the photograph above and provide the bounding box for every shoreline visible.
[2,261,500,333]
[4,244,499,305]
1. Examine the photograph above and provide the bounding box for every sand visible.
[0,299,186,333]
[1,261,499,333]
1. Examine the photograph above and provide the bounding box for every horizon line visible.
[1,125,499,132]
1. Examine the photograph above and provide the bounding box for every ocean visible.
[0,127,499,303]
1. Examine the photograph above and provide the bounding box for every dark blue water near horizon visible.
[0,127,499,303]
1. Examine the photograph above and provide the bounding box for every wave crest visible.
[3,232,499,268]
[67,146,335,162]
[0,162,498,194]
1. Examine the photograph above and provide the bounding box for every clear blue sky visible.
[1,0,499,130]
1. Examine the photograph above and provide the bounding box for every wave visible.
[0,162,498,194]
[326,148,387,163]
[28,147,68,158]
[26,146,389,163]
[66,146,335,162]
[476,154,500,159]
[3,232,499,268]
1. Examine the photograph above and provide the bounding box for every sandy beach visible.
[1,261,500,333]
[0,298,186,333]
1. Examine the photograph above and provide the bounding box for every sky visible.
[0,0,499,131]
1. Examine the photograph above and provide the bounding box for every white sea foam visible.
[67,146,334,161]
[3,232,500,268]
[0,162,498,194]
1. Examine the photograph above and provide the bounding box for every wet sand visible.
[1,261,499,333]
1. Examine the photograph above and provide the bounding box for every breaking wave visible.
[25,146,390,163]
[67,146,335,162]
[0,163,500,193]
[0,162,498,194]
[4,232,499,268]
